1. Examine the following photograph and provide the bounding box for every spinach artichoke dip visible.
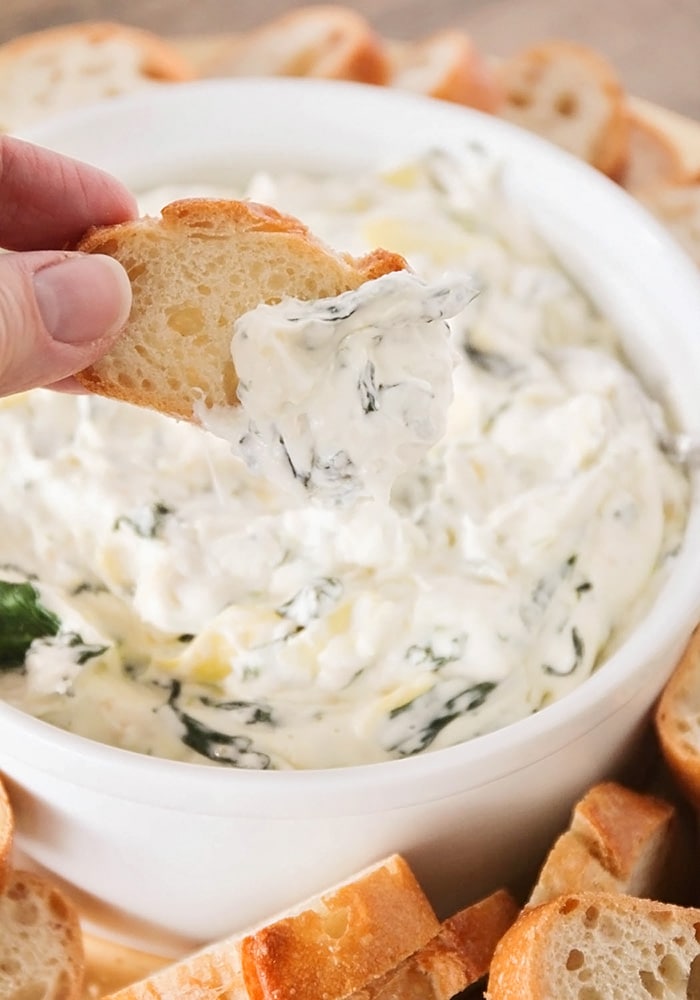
[0,150,689,770]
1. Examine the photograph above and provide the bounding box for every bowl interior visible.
[8,77,700,804]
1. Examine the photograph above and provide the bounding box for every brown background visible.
[1,0,699,120]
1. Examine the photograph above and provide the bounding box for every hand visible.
[0,135,137,397]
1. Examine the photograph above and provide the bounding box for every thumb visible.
[0,250,132,397]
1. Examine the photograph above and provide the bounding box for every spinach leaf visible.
[385,680,496,756]
[0,579,60,670]
[167,682,272,769]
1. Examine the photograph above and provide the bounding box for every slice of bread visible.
[0,21,195,132]
[497,39,629,177]
[637,181,700,268]
[0,869,85,1000]
[486,892,700,1000]
[200,5,389,85]
[527,781,686,907]
[349,888,519,1000]
[75,198,408,421]
[387,30,502,111]
[106,854,440,1000]
[0,777,14,895]
[619,111,687,194]
[655,627,700,806]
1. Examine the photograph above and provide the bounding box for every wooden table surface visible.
[1,0,699,122]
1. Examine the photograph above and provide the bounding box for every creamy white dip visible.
[198,270,474,506]
[0,150,689,769]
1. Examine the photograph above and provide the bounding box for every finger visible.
[0,250,132,397]
[0,135,138,251]
[47,376,91,393]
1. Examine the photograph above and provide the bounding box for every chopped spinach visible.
[114,501,172,539]
[277,577,342,628]
[0,579,60,670]
[167,682,271,768]
[405,633,467,670]
[464,343,518,378]
[358,360,379,413]
[64,633,109,666]
[385,680,496,756]
[198,694,275,726]
[543,626,586,677]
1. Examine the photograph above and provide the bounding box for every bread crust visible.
[75,197,407,421]
[241,855,439,1000]
[0,777,13,896]
[498,39,629,178]
[106,855,439,1000]
[528,781,684,908]
[0,21,195,82]
[204,5,390,85]
[655,626,700,806]
[619,110,687,193]
[388,31,502,112]
[486,892,700,1000]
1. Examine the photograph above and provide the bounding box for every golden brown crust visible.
[106,856,439,1000]
[655,626,700,807]
[75,197,407,421]
[0,777,14,896]
[346,889,518,1000]
[203,5,390,85]
[619,110,687,193]
[486,892,700,1000]
[388,31,503,112]
[527,781,684,908]
[0,21,196,82]
[498,39,629,177]
[241,855,439,1000]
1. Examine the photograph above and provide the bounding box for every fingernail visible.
[34,254,132,344]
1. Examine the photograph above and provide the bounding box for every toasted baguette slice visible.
[387,31,502,111]
[619,111,687,194]
[0,777,14,895]
[202,5,389,85]
[0,21,195,132]
[527,781,685,907]
[486,892,700,1000]
[497,39,629,177]
[107,854,440,1000]
[75,198,407,420]
[637,181,700,269]
[0,869,84,1000]
[349,888,519,1000]
[655,627,700,805]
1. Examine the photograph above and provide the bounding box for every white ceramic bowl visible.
[3,78,700,956]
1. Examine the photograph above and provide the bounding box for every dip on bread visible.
[0,150,689,769]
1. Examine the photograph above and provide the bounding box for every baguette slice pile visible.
[1,8,698,264]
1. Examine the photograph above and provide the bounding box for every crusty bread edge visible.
[0,20,196,81]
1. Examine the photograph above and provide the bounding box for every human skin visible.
[0,134,137,397]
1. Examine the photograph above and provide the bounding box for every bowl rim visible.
[4,77,700,810]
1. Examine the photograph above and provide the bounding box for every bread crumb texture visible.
[0,870,84,1000]
[487,893,700,1000]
